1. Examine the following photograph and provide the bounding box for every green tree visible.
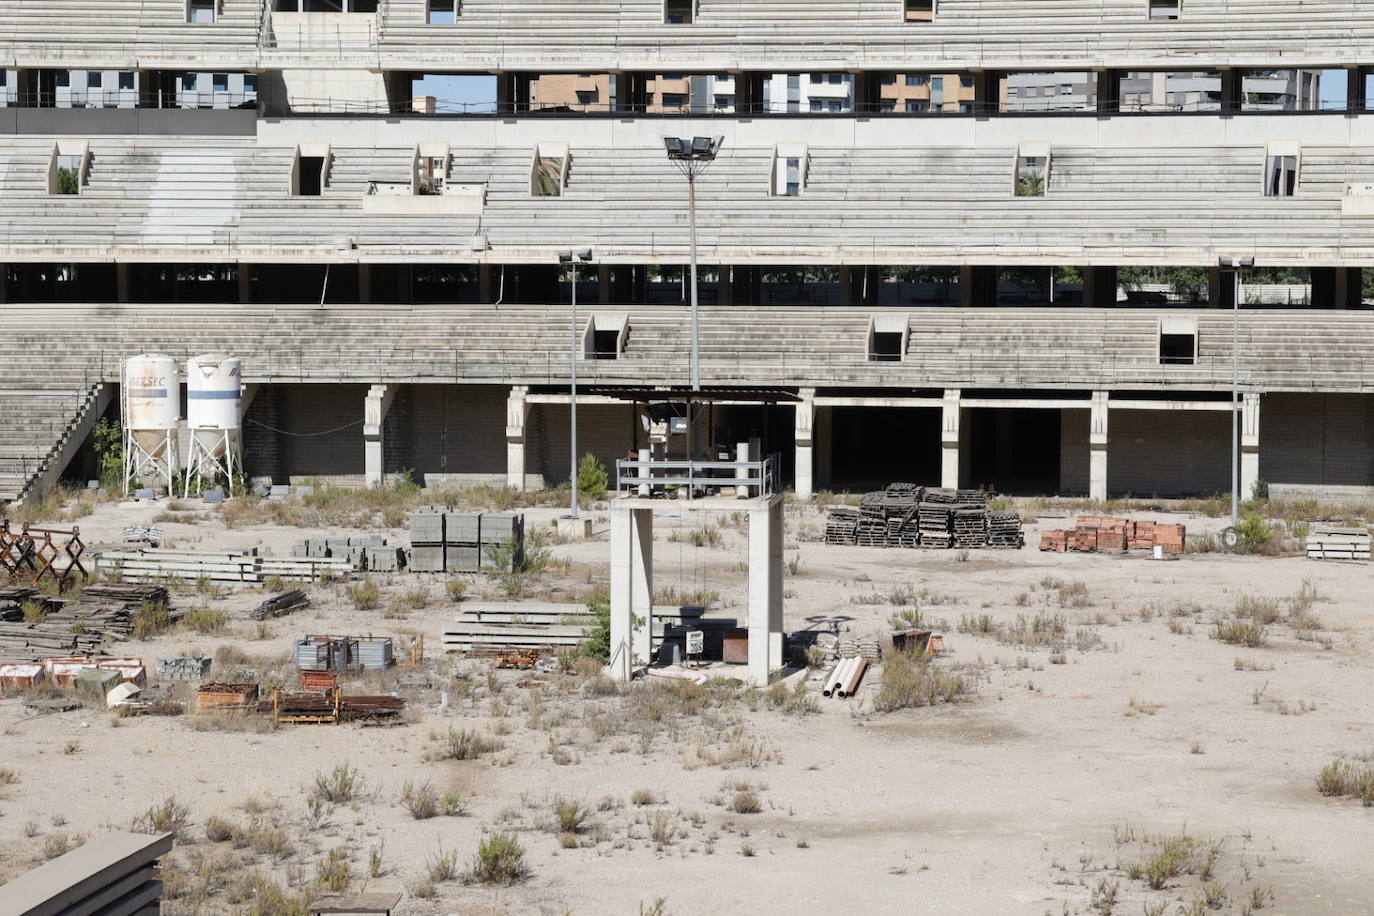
[91,418,123,493]
[576,453,608,501]
[56,167,79,195]
[580,595,611,662]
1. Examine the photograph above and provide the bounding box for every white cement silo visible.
[122,354,180,495]
[183,355,243,496]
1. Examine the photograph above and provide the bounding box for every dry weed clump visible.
[465,832,527,886]
[1212,619,1268,648]
[310,764,365,804]
[434,728,503,760]
[134,796,190,838]
[401,781,465,819]
[872,651,968,712]
[1316,758,1374,805]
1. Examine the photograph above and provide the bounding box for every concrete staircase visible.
[0,382,109,506]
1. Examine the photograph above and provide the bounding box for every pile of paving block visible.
[291,536,406,572]
[408,509,524,573]
[823,484,1023,550]
[1039,515,1186,554]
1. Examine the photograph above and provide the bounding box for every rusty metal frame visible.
[0,522,88,593]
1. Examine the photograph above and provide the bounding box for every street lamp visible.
[664,136,723,469]
[560,248,593,519]
[1219,255,1254,545]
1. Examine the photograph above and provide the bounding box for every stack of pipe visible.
[820,657,870,698]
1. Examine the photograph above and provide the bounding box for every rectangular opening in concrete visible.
[188,0,217,23]
[905,0,935,22]
[1014,146,1050,194]
[1148,0,1179,20]
[664,0,694,24]
[426,0,459,24]
[967,408,1062,495]
[1265,152,1299,197]
[826,406,939,491]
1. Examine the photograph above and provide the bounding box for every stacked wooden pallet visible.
[97,548,350,587]
[0,584,169,664]
[1305,526,1372,560]
[823,484,1021,550]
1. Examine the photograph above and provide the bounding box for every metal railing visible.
[614,454,779,498]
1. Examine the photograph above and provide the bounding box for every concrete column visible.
[357,263,372,304]
[1241,393,1261,500]
[505,385,530,490]
[115,263,130,303]
[479,264,493,303]
[735,438,755,498]
[716,267,732,306]
[959,266,975,307]
[747,498,784,686]
[941,388,961,488]
[363,384,396,488]
[794,387,815,500]
[0,263,8,303]
[598,264,611,304]
[609,504,654,680]
[1348,67,1365,112]
[237,265,252,304]
[1089,391,1109,502]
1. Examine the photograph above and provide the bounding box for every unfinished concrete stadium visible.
[3,1,1374,506]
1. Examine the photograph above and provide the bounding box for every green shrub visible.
[873,652,967,712]
[445,579,467,602]
[1213,619,1267,648]
[21,601,47,623]
[314,848,351,892]
[580,595,611,662]
[346,579,380,611]
[181,606,228,634]
[311,764,363,804]
[135,796,190,837]
[467,832,527,886]
[132,601,171,639]
[576,453,609,501]
[1236,512,1273,551]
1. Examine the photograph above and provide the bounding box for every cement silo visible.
[183,354,242,496]
[121,354,180,495]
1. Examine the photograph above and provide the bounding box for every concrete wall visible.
[242,382,367,482]
[1261,392,1374,490]
[528,402,637,486]
[1108,408,1230,497]
[400,383,508,482]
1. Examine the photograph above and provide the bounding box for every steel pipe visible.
[819,662,842,698]
[837,658,869,698]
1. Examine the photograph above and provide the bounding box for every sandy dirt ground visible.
[0,495,1371,915]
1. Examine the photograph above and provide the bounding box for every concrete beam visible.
[941,388,960,489]
[608,503,653,681]
[814,396,942,409]
[1241,393,1261,500]
[363,383,396,488]
[506,385,530,490]
[1089,390,1109,502]
[794,387,815,500]
[1109,399,1234,412]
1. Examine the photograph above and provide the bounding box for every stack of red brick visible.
[1039,515,1185,554]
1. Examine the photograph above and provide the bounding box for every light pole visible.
[665,136,724,468]
[560,248,592,519]
[1219,255,1253,545]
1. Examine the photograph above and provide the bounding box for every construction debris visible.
[295,635,394,671]
[442,601,704,657]
[823,484,1023,549]
[409,509,524,573]
[1039,516,1186,554]
[196,683,259,712]
[264,688,405,725]
[1305,525,1372,560]
[0,584,170,664]
[252,589,309,620]
[157,656,212,680]
[0,521,88,592]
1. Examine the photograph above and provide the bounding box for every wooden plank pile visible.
[823,484,1022,550]
[1039,516,1186,554]
[0,584,170,663]
[1305,526,1371,560]
[98,548,350,587]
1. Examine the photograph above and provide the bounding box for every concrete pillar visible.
[237,265,252,304]
[357,263,372,303]
[115,263,130,303]
[735,438,756,498]
[815,405,832,490]
[1348,67,1365,113]
[598,264,611,304]
[609,504,654,680]
[0,262,8,303]
[747,498,784,686]
[1089,391,1109,502]
[505,385,530,490]
[1241,393,1261,500]
[479,264,493,303]
[363,384,396,487]
[941,388,961,488]
[959,266,975,307]
[794,387,815,499]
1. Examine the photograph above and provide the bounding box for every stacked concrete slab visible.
[408,509,524,573]
[291,536,405,572]
[0,830,173,915]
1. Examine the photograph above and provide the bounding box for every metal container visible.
[0,663,45,688]
[186,355,242,432]
[75,667,121,698]
[356,637,394,670]
[294,638,330,671]
[124,354,179,456]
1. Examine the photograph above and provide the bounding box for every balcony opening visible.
[415,144,449,194]
[292,144,330,196]
[583,314,628,359]
[1264,146,1299,197]
[1014,145,1050,197]
[49,143,88,195]
[1003,72,1096,112]
[1148,0,1179,20]
[188,0,217,23]
[664,0,693,24]
[532,144,569,197]
[904,0,934,22]
[1159,318,1197,365]
[771,143,809,196]
[867,314,909,362]
[426,0,459,24]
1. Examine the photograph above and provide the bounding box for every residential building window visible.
[958,102,972,112]
[188,0,217,23]
[960,75,974,88]
[881,75,896,86]
[183,73,198,91]
[86,72,102,90]
[576,90,594,106]
[809,99,824,112]
[772,145,808,196]
[1265,153,1298,197]
[118,72,135,91]
[664,0,693,24]
[55,71,69,88]
[213,73,229,91]
[663,92,688,109]
[810,74,822,84]
[1149,0,1180,20]
[880,100,895,111]
[426,0,459,24]
[244,74,258,93]
[906,101,927,112]
[906,74,926,87]
[905,0,934,22]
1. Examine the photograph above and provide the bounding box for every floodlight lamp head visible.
[576,249,593,262]
[664,137,689,159]
[1239,257,1255,269]
[558,250,573,263]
